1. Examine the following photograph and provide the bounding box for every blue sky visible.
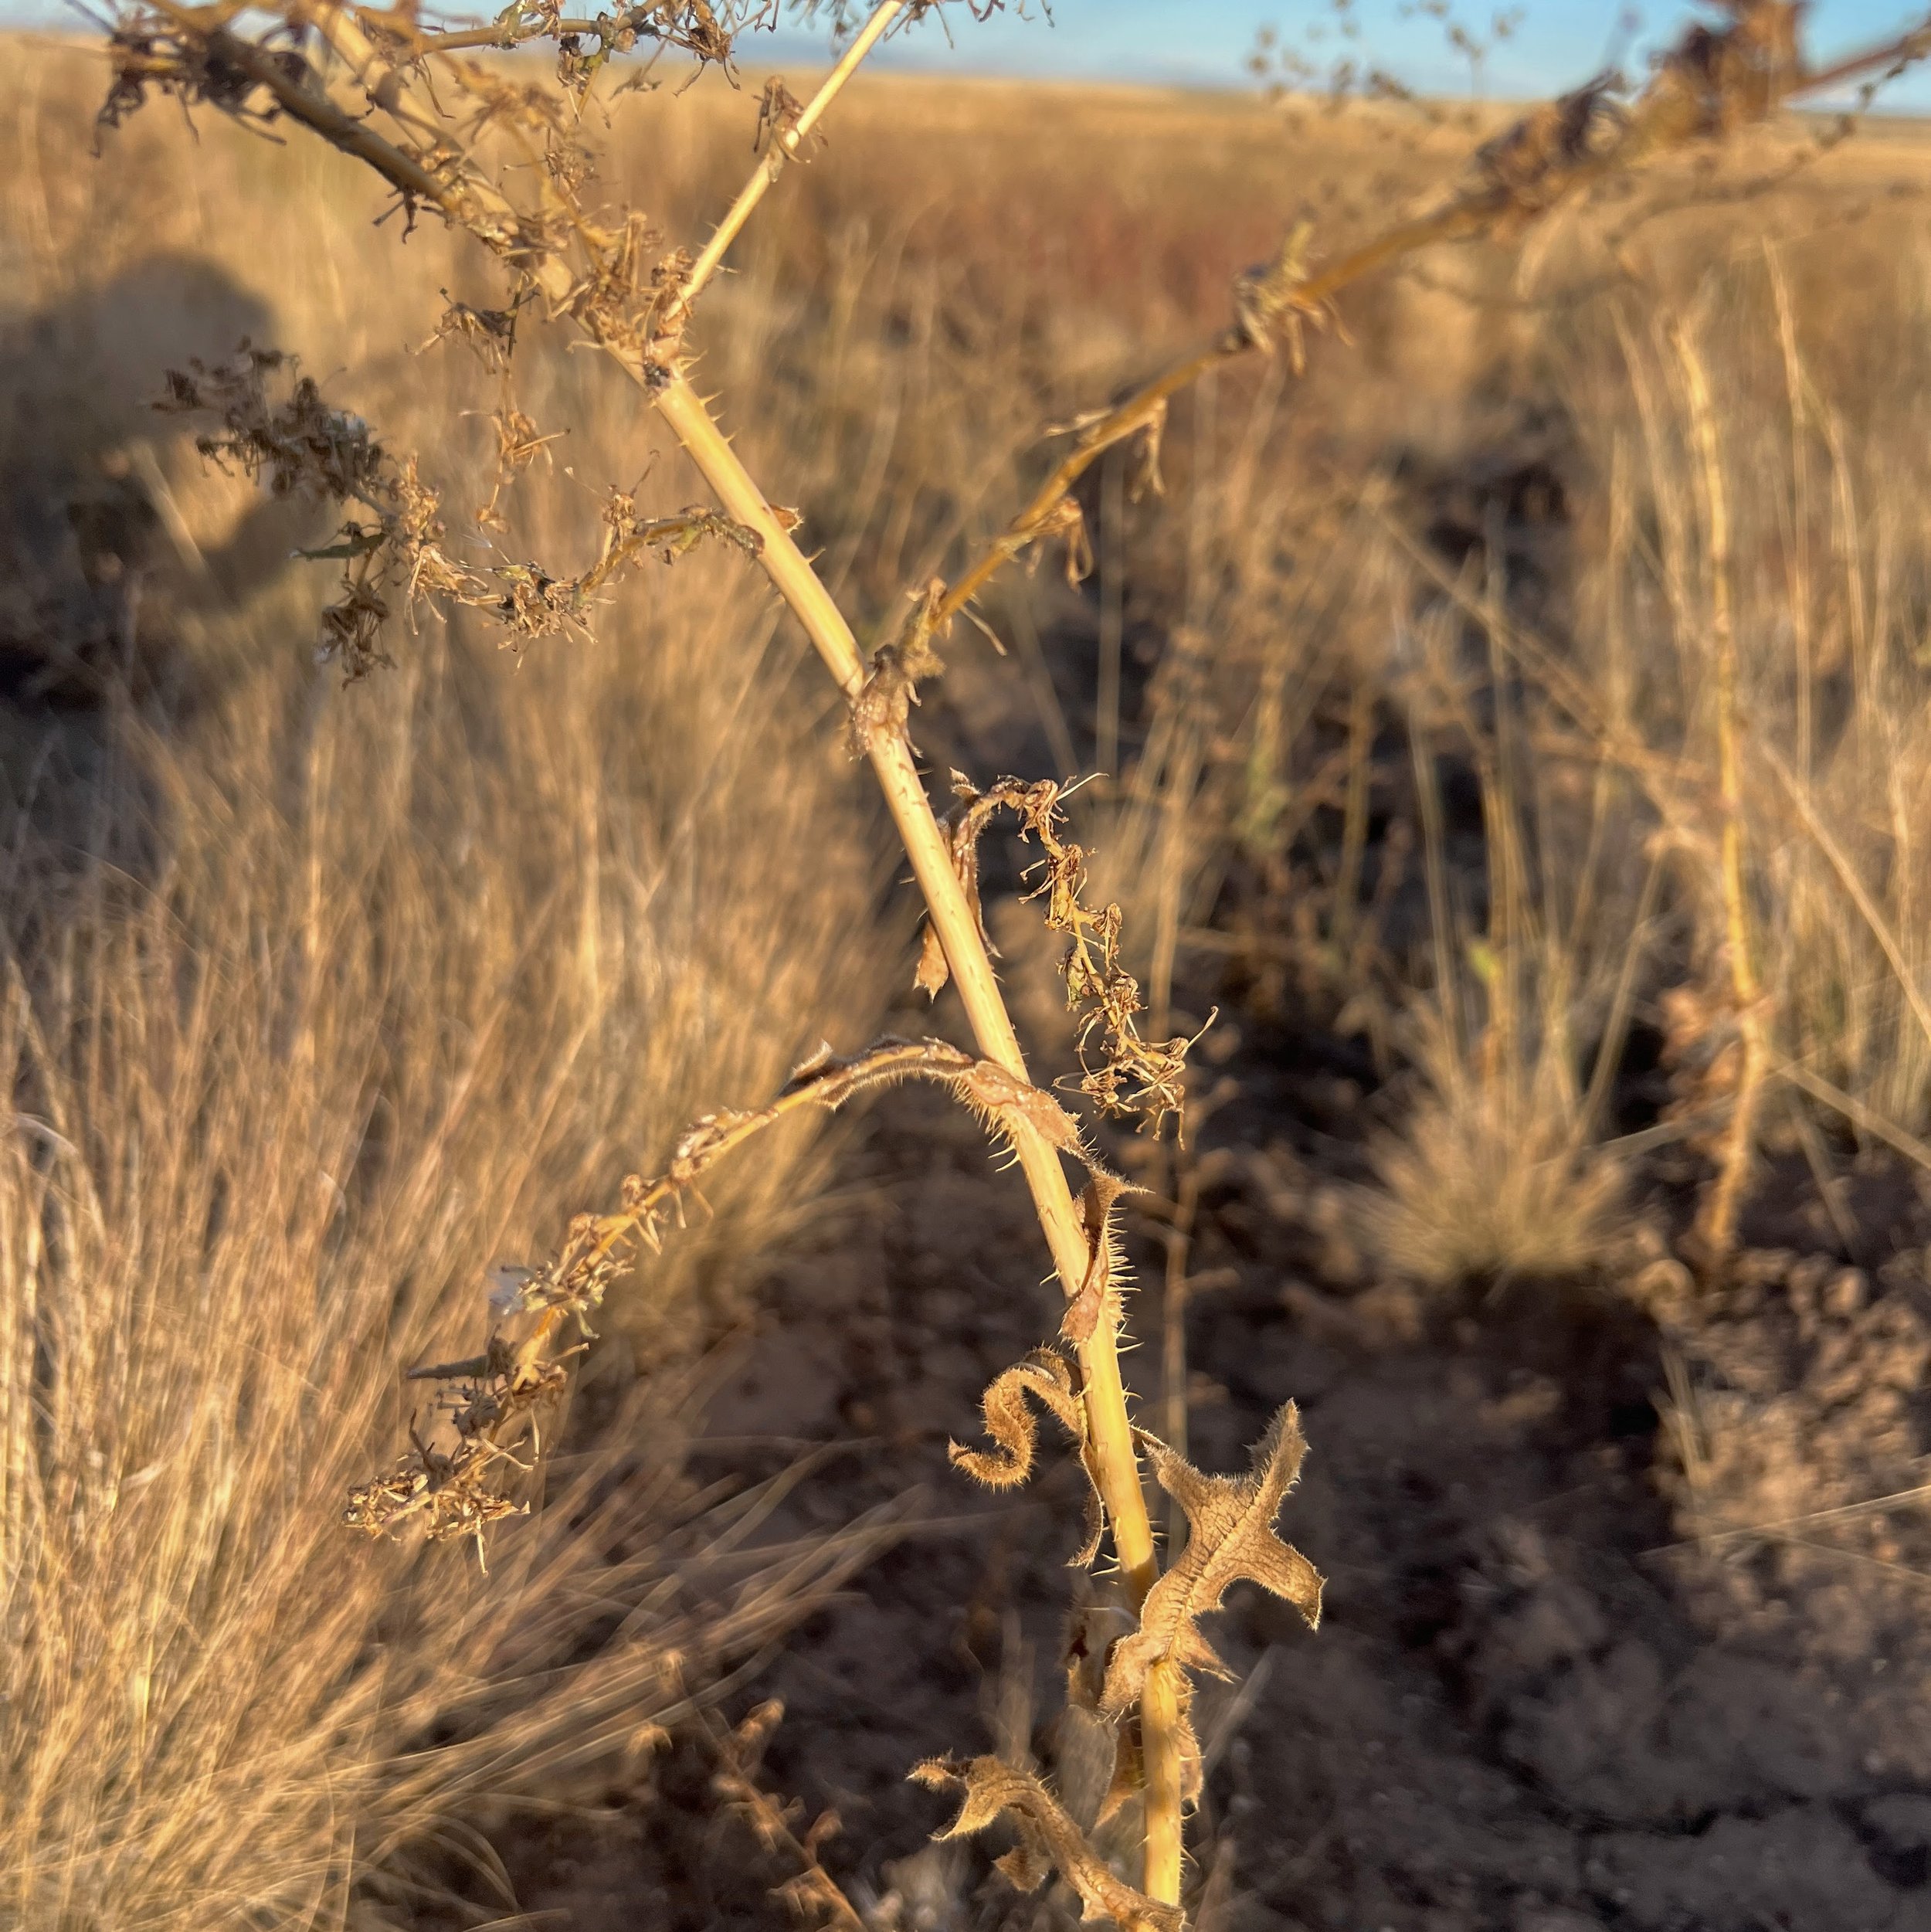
[8,2,1930,104]
[784,2,1931,100]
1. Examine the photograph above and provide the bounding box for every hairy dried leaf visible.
[949,1350,1083,1490]
[956,1058,1091,1166]
[1062,1171,1136,1346]
[1100,1404,1323,1716]
[912,922,952,1000]
[909,1757,1183,1932]
[950,1348,1104,1566]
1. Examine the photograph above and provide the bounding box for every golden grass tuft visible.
[0,41,917,1924]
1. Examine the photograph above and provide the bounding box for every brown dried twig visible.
[347,1037,1098,1552]
[706,1700,867,1932]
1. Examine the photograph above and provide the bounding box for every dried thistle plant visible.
[88,0,1931,1919]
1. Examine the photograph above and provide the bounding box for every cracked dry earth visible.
[490,1017,1931,1932]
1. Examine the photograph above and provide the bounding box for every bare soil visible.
[466,990,1931,1932]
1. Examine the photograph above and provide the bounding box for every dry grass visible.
[1079,90,1931,1276]
[12,8,1931,1925]
[1,39,918,1928]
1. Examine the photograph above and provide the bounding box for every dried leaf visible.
[1099,1404,1323,1716]
[949,1348,1104,1567]
[1030,493,1094,586]
[938,772,1207,1136]
[1126,397,1167,502]
[957,1058,1090,1166]
[912,770,1000,999]
[949,1350,1083,1490]
[913,922,952,1000]
[909,1757,1183,1932]
[995,1841,1053,1893]
[849,625,945,756]
[355,1037,1101,1553]
[1062,1170,1136,1346]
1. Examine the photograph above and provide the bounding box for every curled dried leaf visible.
[1062,1170,1138,1346]
[754,76,816,154]
[1234,219,1334,374]
[912,768,999,1000]
[1030,493,1094,587]
[423,291,523,368]
[909,1757,1183,1932]
[956,1058,1091,1166]
[161,345,756,669]
[1126,396,1167,502]
[950,1347,1104,1567]
[949,1349,1083,1490]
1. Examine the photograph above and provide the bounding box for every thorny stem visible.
[922,15,1931,647]
[655,377,1162,1606]
[1140,1659,1186,1906]
[660,368,1186,1920]
[676,0,909,314]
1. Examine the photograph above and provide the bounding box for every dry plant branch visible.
[706,1699,868,1932]
[1672,315,1768,1265]
[899,2,1931,671]
[348,1036,1094,1551]
[675,1,909,313]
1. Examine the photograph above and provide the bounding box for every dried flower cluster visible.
[916,773,1209,1135]
[159,341,758,671]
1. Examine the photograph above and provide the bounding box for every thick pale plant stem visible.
[652,379,1184,1902]
[654,382,1153,1562]
[1141,1659,1186,1903]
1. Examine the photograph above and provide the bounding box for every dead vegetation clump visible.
[1356,1010,1628,1287]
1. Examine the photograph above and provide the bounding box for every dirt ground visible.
[460,966,1931,1932]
